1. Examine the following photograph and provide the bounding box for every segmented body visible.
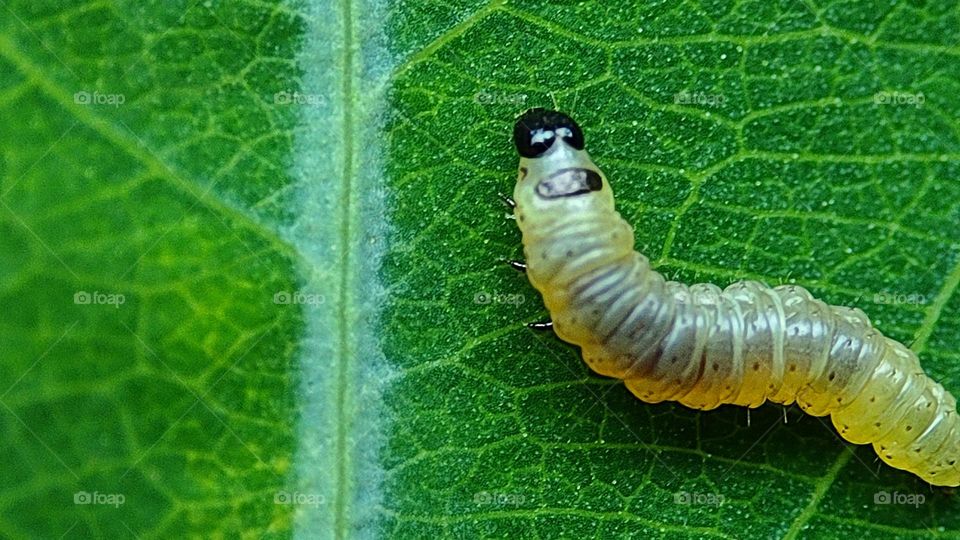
[512,108,960,486]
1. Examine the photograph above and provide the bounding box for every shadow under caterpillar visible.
[509,107,958,486]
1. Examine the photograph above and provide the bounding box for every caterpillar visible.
[510,107,960,486]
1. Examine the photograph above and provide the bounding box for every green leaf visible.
[3,1,960,539]
[383,1,960,539]
[0,1,311,537]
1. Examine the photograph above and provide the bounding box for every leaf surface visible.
[2,1,960,539]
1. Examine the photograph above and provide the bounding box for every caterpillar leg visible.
[499,193,517,221]
[527,320,553,331]
[504,259,527,272]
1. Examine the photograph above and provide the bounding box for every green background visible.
[2,0,959,538]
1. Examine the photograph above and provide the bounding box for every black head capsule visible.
[513,108,585,158]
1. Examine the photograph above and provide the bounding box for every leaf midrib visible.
[334,0,356,536]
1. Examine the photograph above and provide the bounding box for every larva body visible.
[512,108,960,486]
